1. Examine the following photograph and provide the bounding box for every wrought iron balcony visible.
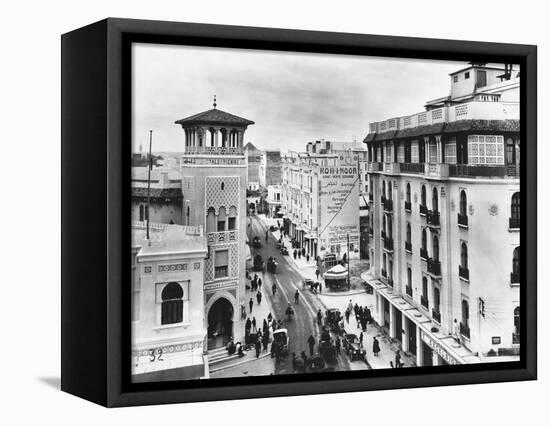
[405,285,413,297]
[383,198,394,213]
[509,217,520,229]
[420,295,429,309]
[427,258,441,276]
[459,265,470,280]
[460,322,470,339]
[367,162,382,173]
[449,164,519,178]
[458,213,468,227]
[420,248,428,261]
[383,162,401,175]
[404,200,412,212]
[400,162,425,174]
[419,204,428,216]
[427,210,440,227]
[510,272,520,284]
[405,241,412,253]
[432,309,441,323]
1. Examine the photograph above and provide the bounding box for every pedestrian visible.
[256,290,262,305]
[315,269,320,280]
[317,309,323,326]
[265,230,269,244]
[356,312,360,328]
[252,317,257,332]
[335,336,341,355]
[302,247,306,257]
[245,317,252,333]
[293,250,297,259]
[348,299,354,313]
[267,312,273,323]
[255,339,261,358]
[395,351,402,368]
[294,290,300,304]
[249,297,254,313]
[307,335,316,357]
[262,332,269,352]
[298,250,301,259]
[318,282,322,294]
[359,331,364,348]
[300,351,307,364]
[373,337,380,357]
[271,339,278,358]
[345,308,350,323]
[263,319,268,334]
[354,303,359,315]
[271,320,277,333]
[306,254,310,262]
[258,277,262,290]
[272,283,277,296]
[453,318,461,345]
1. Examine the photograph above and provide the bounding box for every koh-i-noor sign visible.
[318,154,360,253]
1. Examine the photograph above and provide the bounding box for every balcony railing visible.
[405,285,413,297]
[383,236,394,252]
[184,146,243,155]
[207,230,237,244]
[509,217,520,229]
[427,210,440,227]
[367,162,382,172]
[404,200,412,212]
[459,265,470,280]
[383,162,401,174]
[419,204,428,216]
[383,198,394,213]
[405,241,412,253]
[510,272,520,284]
[512,333,520,344]
[432,309,441,323]
[460,322,470,339]
[400,162,425,174]
[449,164,519,178]
[458,213,468,227]
[427,258,441,276]
[421,295,429,309]
[420,248,428,261]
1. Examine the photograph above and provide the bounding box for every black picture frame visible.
[61,18,537,407]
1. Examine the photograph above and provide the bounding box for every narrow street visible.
[248,214,351,374]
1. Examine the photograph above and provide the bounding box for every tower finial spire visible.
[213,94,217,109]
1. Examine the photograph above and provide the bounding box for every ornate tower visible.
[176,99,254,350]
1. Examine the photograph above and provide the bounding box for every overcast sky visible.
[132,43,464,153]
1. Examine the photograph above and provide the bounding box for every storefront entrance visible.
[422,341,433,366]
[394,309,403,344]
[207,297,234,350]
[407,319,417,356]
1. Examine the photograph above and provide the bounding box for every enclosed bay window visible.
[467,135,504,165]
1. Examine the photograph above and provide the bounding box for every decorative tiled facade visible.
[205,176,240,214]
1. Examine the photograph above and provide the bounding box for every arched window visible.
[432,187,438,212]
[382,253,387,277]
[461,299,469,330]
[421,229,427,251]
[460,190,467,216]
[511,192,520,222]
[161,282,183,325]
[514,306,520,343]
[461,242,468,269]
[217,207,227,231]
[421,185,426,206]
[433,287,440,313]
[422,276,428,303]
[382,215,386,235]
[432,235,439,261]
[513,247,520,275]
[407,267,412,287]
[406,223,411,244]
[406,183,411,203]
[228,206,237,230]
[206,207,216,233]
[387,215,393,239]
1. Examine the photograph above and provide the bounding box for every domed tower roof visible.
[175,108,254,128]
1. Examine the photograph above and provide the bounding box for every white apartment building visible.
[362,63,520,366]
[281,140,365,261]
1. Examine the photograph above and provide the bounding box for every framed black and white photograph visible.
[61,18,537,407]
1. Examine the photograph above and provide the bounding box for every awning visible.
[324,264,348,279]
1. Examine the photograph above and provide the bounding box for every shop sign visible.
[420,330,461,365]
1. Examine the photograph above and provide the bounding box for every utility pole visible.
[146,130,153,241]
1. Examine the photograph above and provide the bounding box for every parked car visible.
[343,333,366,361]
